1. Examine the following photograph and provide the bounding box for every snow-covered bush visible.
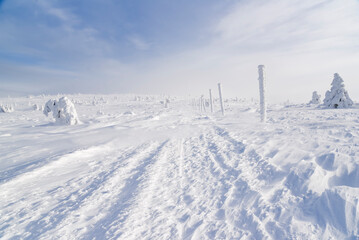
[0,105,14,113]
[323,73,353,109]
[43,97,80,125]
[309,91,321,104]
[33,104,41,111]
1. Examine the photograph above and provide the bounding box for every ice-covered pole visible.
[209,89,213,113]
[258,65,266,122]
[218,83,224,116]
[201,95,206,112]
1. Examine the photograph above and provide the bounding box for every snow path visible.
[1,123,283,239]
[1,95,359,239]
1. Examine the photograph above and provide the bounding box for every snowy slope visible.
[1,94,359,239]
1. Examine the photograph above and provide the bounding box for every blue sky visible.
[1,0,359,102]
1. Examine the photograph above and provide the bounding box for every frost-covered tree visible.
[309,91,321,104]
[43,97,80,125]
[323,73,353,108]
[0,105,14,113]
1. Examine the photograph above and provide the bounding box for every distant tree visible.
[323,73,353,108]
[0,105,14,113]
[309,91,321,104]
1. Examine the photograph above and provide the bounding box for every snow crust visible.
[1,94,359,239]
[43,96,80,125]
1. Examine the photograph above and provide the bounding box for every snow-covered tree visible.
[309,91,321,104]
[323,73,353,108]
[43,97,80,125]
[0,105,14,113]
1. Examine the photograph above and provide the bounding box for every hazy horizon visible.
[1,0,359,102]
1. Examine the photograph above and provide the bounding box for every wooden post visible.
[258,65,266,122]
[218,83,224,116]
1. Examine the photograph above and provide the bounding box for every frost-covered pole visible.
[218,83,224,116]
[201,95,206,112]
[209,89,213,113]
[258,65,266,122]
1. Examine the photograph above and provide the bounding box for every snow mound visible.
[0,105,14,113]
[43,97,80,125]
[323,73,353,108]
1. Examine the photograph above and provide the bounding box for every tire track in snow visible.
[115,139,184,240]
[115,131,236,240]
[0,141,161,239]
[174,132,239,239]
[76,140,170,239]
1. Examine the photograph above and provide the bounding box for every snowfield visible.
[1,94,359,239]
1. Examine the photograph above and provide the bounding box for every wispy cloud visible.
[1,0,359,101]
[36,0,79,24]
[128,36,150,50]
[213,0,359,53]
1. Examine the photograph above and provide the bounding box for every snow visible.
[323,73,353,108]
[0,104,14,113]
[43,97,80,125]
[258,65,266,122]
[1,94,359,239]
[309,91,321,104]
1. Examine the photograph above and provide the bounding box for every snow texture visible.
[43,97,80,125]
[323,73,353,108]
[309,91,321,104]
[1,94,359,239]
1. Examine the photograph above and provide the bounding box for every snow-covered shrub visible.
[323,73,353,108]
[309,91,321,104]
[33,104,41,111]
[0,105,14,113]
[43,97,80,125]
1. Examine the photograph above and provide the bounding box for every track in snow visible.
[2,104,359,239]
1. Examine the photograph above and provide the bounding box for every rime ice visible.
[43,96,80,125]
[309,91,321,104]
[0,105,14,113]
[323,73,353,108]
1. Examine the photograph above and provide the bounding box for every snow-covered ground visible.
[1,94,359,239]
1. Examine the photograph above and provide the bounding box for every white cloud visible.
[213,0,359,53]
[36,0,79,24]
[2,0,359,102]
[117,0,359,102]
